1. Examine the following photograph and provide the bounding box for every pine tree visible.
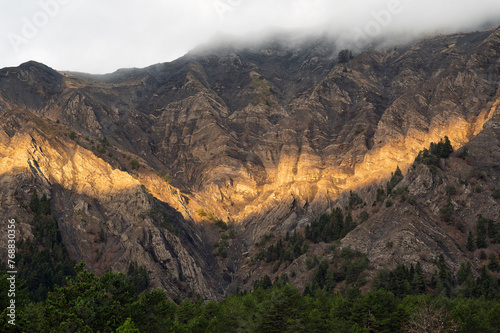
[39,194,51,215]
[475,265,499,299]
[30,189,39,214]
[387,166,404,194]
[440,136,453,157]
[476,216,488,248]
[411,262,426,294]
[338,49,354,63]
[488,253,499,272]
[476,230,487,249]
[116,318,140,333]
[487,218,498,242]
[466,231,476,251]
[394,165,403,178]
[342,213,356,237]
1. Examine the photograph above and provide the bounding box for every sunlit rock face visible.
[0,111,223,299]
[0,27,499,298]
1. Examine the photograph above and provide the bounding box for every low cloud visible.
[1,0,499,74]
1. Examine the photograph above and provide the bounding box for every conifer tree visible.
[466,231,476,251]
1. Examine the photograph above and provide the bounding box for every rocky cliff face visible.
[0,109,224,299]
[1,27,499,298]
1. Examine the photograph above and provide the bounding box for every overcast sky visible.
[1,0,500,74]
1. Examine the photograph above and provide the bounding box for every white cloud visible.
[0,0,499,74]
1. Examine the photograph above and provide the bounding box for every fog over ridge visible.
[0,0,499,74]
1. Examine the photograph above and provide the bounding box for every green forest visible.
[1,262,499,332]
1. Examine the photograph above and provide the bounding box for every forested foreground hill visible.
[1,263,499,332]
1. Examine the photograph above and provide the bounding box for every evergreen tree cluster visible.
[348,191,363,208]
[338,49,354,63]
[415,136,453,167]
[376,188,386,203]
[372,255,500,300]
[476,215,500,246]
[456,262,500,299]
[372,166,407,206]
[467,215,500,251]
[372,262,427,298]
[16,190,76,302]
[255,230,308,270]
[386,166,404,195]
[304,247,369,294]
[305,208,356,243]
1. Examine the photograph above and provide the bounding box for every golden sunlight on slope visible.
[1,96,498,227]
[134,174,201,222]
[0,121,201,223]
[354,109,496,186]
[226,99,500,223]
[0,130,140,198]
[0,134,30,175]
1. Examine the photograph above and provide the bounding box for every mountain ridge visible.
[1,27,500,299]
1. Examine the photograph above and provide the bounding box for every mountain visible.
[0,27,499,299]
